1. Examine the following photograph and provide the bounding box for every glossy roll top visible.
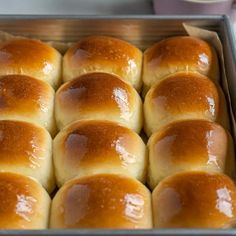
[0,120,55,193]
[143,36,219,93]
[148,120,235,190]
[0,38,62,88]
[55,72,143,133]
[50,174,152,229]
[0,172,50,229]
[53,120,147,187]
[63,36,143,91]
[144,72,228,136]
[152,172,236,228]
[0,75,56,135]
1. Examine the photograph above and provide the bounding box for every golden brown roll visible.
[143,36,219,93]
[0,172,50,229]
[53,120,147,187]
[144,72,228,136]
[50,174,152,228]
[152,171,236,228]
[0,38,62,88]
[63,36,142,91]
[148,120,235,190]
[0,120,54,193]
[55,72,143,132]
[0,75,56,135]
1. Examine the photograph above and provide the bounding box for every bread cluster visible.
[143,36,236,228]
[0,38,62,228]
[0,34,235,230]
[51,36,151,229]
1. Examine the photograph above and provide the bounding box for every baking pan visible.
[0,15,236,236]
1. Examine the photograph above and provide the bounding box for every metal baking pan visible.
[0,15,236,236]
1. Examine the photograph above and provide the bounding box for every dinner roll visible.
[55,72,143,132]
[0,172,50,229]
[148,120,235,190]
[0,75,56,135]
[143,36,219,93]
[50,174,152,228]
[0,120,54,193]
[144,72,228,136]
[63,36,142,91]
[152,171,236,228]
[0,38,62,88]
[53,120,147,187]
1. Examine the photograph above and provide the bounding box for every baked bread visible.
[144,72,228,136]
[152,171,236,228]
[0,75,56,135]
[50,174,152,228]
[143,36,219,93]
[0,172,50,229]
[63,36,142,91]
[0,120,54,193]
[53,120,147,187]
[148,120,235,190]
[0,38,62,88]
[55,72,143,132]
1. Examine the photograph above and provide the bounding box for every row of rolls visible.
[0,34,235,229]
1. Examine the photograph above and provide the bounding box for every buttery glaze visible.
[0,74,55,134]
[143,36,219,90]
[55,72,142,132]
[0,75,52,115]
[151,73,219,115]
[0,120,55,193]
[143,72,226,136]
[58,72,133,113]
[152,172,236,228]
[148,120,235,189]
[0,39,61,88]
[63,36,143,91]
[53,120,146,186]
[145,37,212,69]
[0,120,47,167]
[50,174,152,228]
[0,172,50,229]
[151,120,227,165]
[60,120,140,165]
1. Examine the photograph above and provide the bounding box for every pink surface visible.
[154,0,234,16]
